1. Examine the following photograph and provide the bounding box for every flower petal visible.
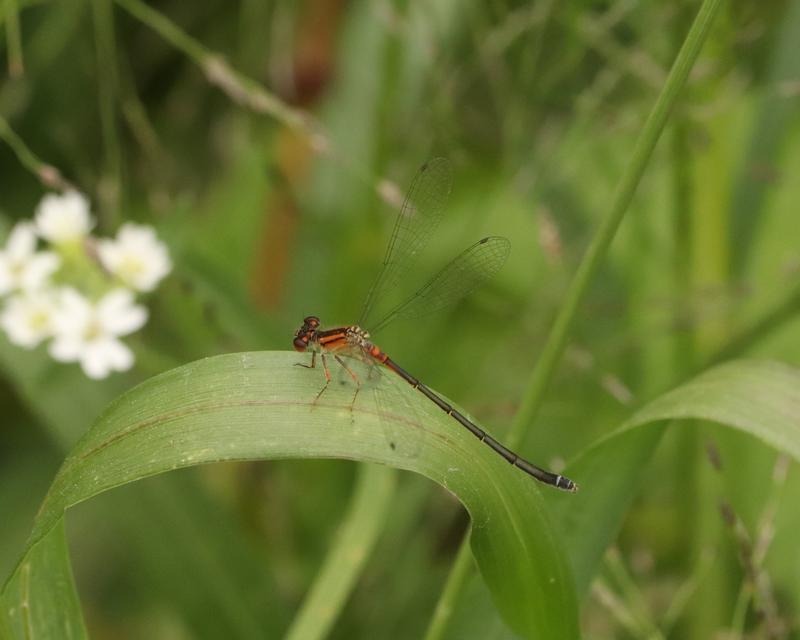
[35,191,94,243]
[97,289,148,335]
[51,288,92,336]
[0,293,56,348]
[49,335,84,362]
[80,342,113,379]
[97,223,171,292]
[20,252,61,291]
[101,337,134,372]
[6,222,37,260]
[0,261,14,296]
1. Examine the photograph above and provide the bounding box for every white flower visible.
[0,222,60,295]
[0,290,58,348]
[49,288,147,379]
[35,191,94,244]
[97,223,171,292]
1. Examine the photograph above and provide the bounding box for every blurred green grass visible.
[2,1,800,638]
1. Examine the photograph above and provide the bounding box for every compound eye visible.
[293,336,308,352]
[304,315,320,327]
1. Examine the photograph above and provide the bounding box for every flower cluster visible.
[0,192,171,379]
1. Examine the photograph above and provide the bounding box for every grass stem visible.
[4,0,24,76]
[0,114,73,190]
[91,0,122,224]
[506,0,723,451]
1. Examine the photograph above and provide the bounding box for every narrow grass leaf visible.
[4,351,579,639]
[285,464,397,640]
[2,520,87,640]
[550,359,800,596]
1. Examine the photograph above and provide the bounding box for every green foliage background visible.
[2,1,800,638]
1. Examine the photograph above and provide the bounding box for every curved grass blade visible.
[359,158,453,329]
[3,351,579,640]
[549,359,800,596]
[437,359,800,634]
[7,357,795,638]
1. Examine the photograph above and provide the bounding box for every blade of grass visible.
[507,0,724,452]
[669,2,698,579]
[3,352,580,639]
[5,356,799,639]
[729,0,800,276]
[425,0,724,636]
[3,0,23,76]
[1,520,87,640]
[683,12,734,635]
[552,359,800,596]
[285,464,397,640]
[0,606,11,639]
[90,0,122,221]
[425,539,476,640]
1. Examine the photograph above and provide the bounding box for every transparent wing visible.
[369,362,425,459]
[358,158,453,328]
[332,352,425,459]
[370,236,511,333]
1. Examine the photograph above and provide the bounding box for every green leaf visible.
[1,520,87,640]
[285,464,397,640]
[729,0,800,275]
[4,352,579,639]
[0,604,12,640]
[550,359,800,596]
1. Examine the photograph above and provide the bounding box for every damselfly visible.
[293,159,576,491]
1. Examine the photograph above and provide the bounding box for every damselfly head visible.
[293,316,321,352]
